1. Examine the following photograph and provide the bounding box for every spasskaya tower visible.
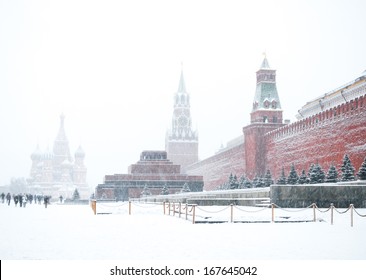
[165,65,199,173]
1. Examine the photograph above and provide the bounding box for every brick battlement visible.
[266,93,366,179]
[266,94,366,141]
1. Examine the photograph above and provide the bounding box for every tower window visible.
[263,116,268,123]
[264,100,270,108]
[271,100,277,109]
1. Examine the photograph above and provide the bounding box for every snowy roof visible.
[296,71,366,119]
[253,83,282,110]
[75,145,85,158]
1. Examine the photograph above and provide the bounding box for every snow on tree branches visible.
[357,157,366,180]
[341,154,355,181]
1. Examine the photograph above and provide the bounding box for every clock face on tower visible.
[178,116,188,127]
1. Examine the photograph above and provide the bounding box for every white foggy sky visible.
[1,0,365,189]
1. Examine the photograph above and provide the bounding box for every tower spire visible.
[53,113,72,163]
[56,113,67,141]
[166,64,198,171]
[260,52,270,69]
[177,64,187,93]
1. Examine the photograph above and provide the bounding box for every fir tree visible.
[276,167,287,184]
[141,185,151,196]
[263,170,274,187]
[220,182,229,190]
[341,154,355,181]
[326,164,338,183]
[161,184,169,195]
[72,188,80,200]
[229,174,239,189]
[309,164,325,184]
[239,175,252,188]
[357,157,366,180]
[253,175,264,188]
[298,169,308,184]
[181,182,191,193]
[238,175,245,189]
[287,164,299,184]
[318,164,326,183]
[308,164,317,184]
[252,175,259,188]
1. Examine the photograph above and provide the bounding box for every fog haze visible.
[1,0,365,189]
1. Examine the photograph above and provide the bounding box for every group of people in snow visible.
[0,192,51,208]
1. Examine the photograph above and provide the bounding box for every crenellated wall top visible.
[266,94,366,141]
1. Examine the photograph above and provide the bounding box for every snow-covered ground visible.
[1,201,365,260]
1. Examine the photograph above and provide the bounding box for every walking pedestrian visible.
[18,194,23,207]
[23,194,27,208]
[44,196,49,208]
[13,195,18,207]
[6,193,11,205]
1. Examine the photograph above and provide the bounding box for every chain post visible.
[179,202,182,218]
[271,203,275,223]
[168,202,171,215]
[91,200,96,215]
[129,201,132,215]
[163,201,166,215]
[330,203,334,225]
[185,203,188,220]
[313,203,316,222]
[192,204,196,224]
[230,204,234,223]
[350,204,354,227]
[173,202,175,216]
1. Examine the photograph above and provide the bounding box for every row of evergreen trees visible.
[217,170,274,190]
[277,154,366,185]
[218,155,366,190]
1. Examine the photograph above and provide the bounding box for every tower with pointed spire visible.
[243,56,285,178]
[53,114,73,182]
[165,66,198,172]
[251,55,283,124]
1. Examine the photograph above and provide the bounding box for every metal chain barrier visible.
[353,207,366,217]
[314,204,332,213]
[234,205,268,213]
[92,200,366,227]
[333,205,351,214]
[196,205,230,213]
[273,203,314,212]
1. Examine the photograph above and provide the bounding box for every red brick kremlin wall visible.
[187,94,366,190]
[265,94,366,179]
[186,142,245,191]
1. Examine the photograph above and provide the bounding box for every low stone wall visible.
[133,187,270,206]
[270,181,366,208]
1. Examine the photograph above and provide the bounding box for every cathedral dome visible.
[75,145,85,158]
[31,145,42,160]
